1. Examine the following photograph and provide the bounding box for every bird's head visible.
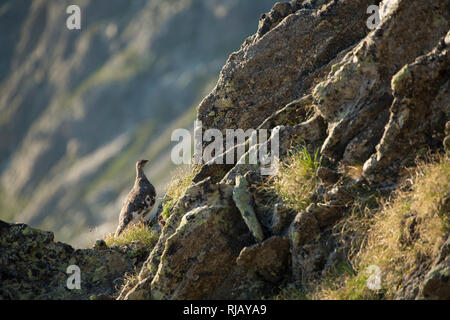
[136,159,149,169]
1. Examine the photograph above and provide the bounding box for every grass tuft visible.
[161,165,199,220]
[104,222,159,248]
[272,146,322,212]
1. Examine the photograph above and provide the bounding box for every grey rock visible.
[289,211,320,249]
[420,257,450,300]
[317,167,339,185]
[232,175,265,243]
[271,203,296,235]
[236,236,290,283]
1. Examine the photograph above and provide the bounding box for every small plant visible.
[104,222,158,248]
[272,146,322,212]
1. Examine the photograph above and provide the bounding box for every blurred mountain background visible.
[0,0,274,247]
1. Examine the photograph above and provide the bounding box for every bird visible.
[114,160,156,237]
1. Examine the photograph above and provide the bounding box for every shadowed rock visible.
[0,220,134,299]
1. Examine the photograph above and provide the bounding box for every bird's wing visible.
[115,182,156,237]
[124,185,156,216]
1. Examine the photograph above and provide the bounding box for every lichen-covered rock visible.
[0,220,133,299]
[314,0,449,167]
[418,236,450,300]
[288,199,347,283]
[420,257,450,300]
[394,235,450,300]
[198,0,377,133]
[236,236,290,283]
[233,175,265,242]
[257,1,295,38]
[271,203,296,235]
[308,202,345,229]
[119,0,449,300]
[221,115,326,187]
[289,211,320,249]
[364,29,450,182]
[316,167,339,186]
[291,241,328,284]
[148,204,247,299]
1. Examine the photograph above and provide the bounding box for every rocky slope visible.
[120,0,449,300]
[1,0,449,300]
[0,0,274,246]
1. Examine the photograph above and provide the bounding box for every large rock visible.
[314,0,449,167]
[236,235,290,283]
[198,0,378,132]
[123,0,450,299]
[397,236,450,300]
[363,30,450,182]
[420,257,450,300]
[0,220,133,299]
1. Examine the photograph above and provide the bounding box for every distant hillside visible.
[0,0,274,246]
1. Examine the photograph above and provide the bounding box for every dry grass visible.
[104,222,160,296]
[104,222,159,247]
[161,164,200,219]
[342,164,364,181]
[117,269,141,293]
[272,146,322,212]
[313,157,449,299]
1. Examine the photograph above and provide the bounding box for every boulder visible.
[0,220,133,299]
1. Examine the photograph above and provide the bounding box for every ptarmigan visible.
[114,160,156,237]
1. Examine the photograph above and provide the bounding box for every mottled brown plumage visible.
[115,160,156,237]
